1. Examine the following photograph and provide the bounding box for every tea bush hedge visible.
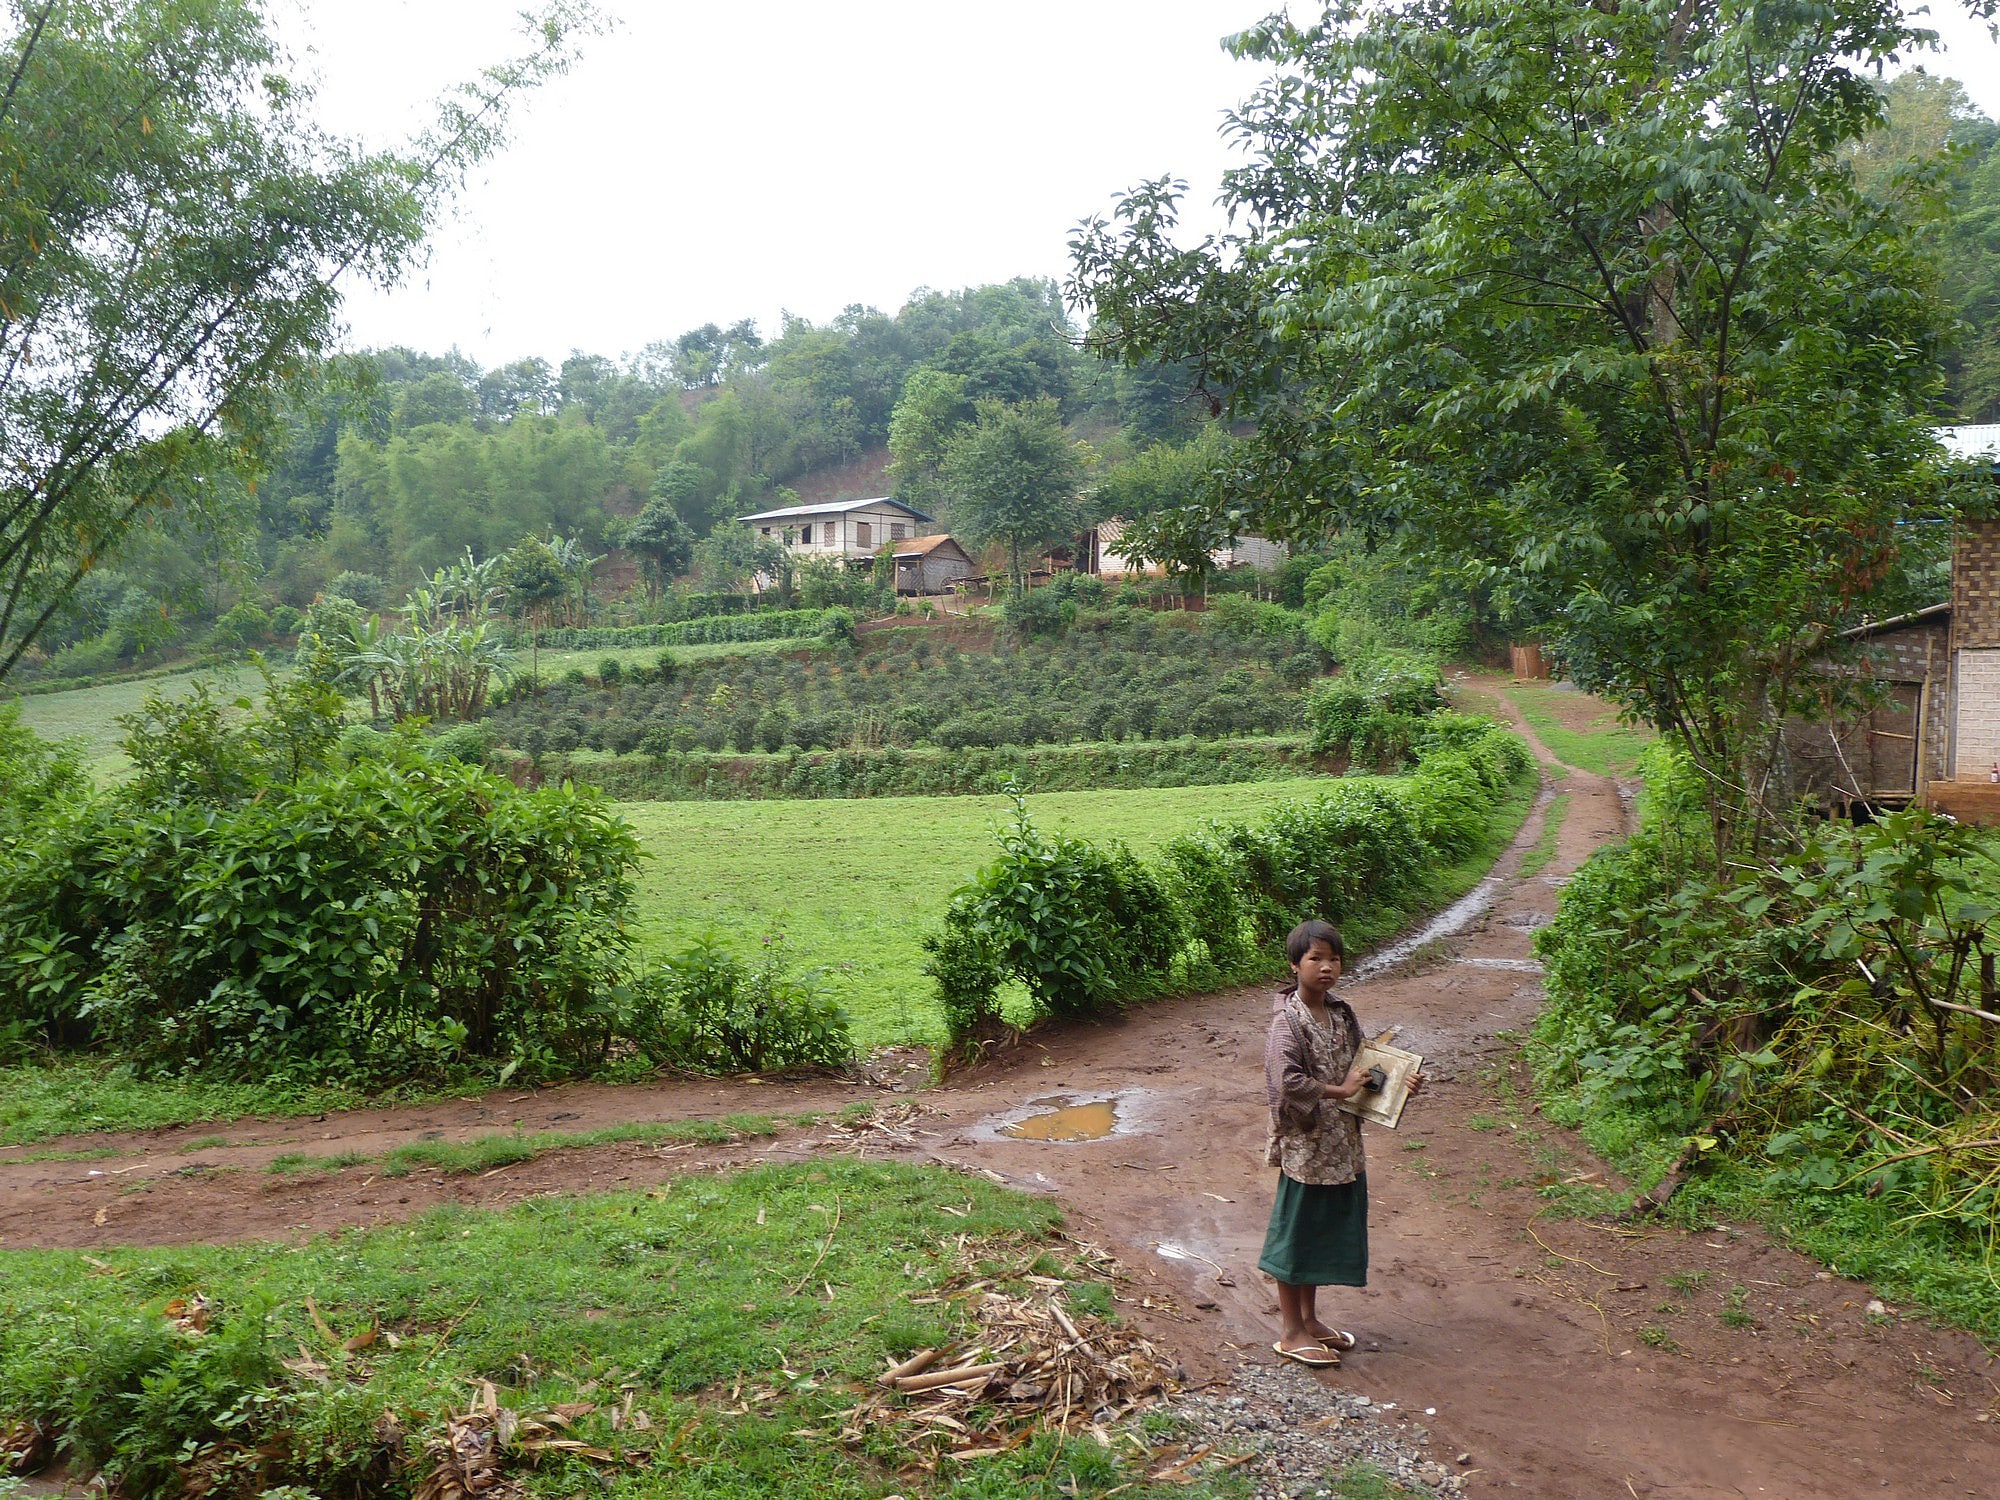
[0,751,642,1084]
[484,609,1323,763]
[521,607,846,652]
[528,736,1327,801]
[927,717,1532,1052]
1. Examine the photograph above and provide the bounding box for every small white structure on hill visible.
[1085,518,1286,578]
[737,497,933,560]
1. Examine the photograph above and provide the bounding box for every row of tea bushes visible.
[924,715,1533,1052]
[484,614,1320,758]
[519,607,850,651]
[518,735,1330,800]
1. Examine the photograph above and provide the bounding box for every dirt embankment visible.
[4,677,1994,1498]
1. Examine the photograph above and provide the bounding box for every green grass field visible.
[0,1160,1245,1498]
[624,779,1335,1047]
[8,662,258,778]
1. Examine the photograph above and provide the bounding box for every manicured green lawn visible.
[624,779,1336,1048]
[8,663,257,779]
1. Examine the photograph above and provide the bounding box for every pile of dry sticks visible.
[840,1279,1186,1468]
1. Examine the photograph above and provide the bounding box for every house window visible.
[890,523,907,540]
[800,523,813,544]
[856,521,871,548]
[760,526,771,536]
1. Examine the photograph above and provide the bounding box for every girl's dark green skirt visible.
[1258,1172,1368,1287]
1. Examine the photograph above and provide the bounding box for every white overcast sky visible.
[282,1,2000,369]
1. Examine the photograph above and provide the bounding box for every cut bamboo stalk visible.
[895,1361,1003,1393]
[880,1348,942,1385]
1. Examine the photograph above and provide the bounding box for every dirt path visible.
[4,679,1996,1497]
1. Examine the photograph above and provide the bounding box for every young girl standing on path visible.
[1260,918,1414,1367]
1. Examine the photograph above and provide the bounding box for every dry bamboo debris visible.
[843,1288,1185,1467]
[825,1100,930,1150]
[413,1379,644,1500]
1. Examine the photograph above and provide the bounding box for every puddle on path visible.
[1351,876,1503,981]
[999,1096,1119,1142]
[1455,956,1544,974]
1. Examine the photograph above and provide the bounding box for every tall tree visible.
[621,494,694,600]
[0,0,597,681]
[1073,0,1976,858]
[941,399,1086,594]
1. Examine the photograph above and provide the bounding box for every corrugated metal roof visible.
[736,496,934,524]
[1937,425,2000,464]
[1840,600,1950,639]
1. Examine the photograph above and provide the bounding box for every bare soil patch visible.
[5,688,1993,1496]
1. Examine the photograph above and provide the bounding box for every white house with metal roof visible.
[1939,424,2000,470]
[736,497,933,560]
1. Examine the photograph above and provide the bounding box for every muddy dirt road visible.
[4,682,1995,1498]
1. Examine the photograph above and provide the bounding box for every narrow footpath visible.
[3,684,1995,1497]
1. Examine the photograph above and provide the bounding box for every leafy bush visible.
[923,718,1531,1053]
[625,937,853,1073]
[0,705,88,846]
[1207,593,1307,641]
[0,746,640,1083]
[1302,651,1448,764]
[1531,741,2000,1315]
[930,792,1186,1032]
[326,570,386,609]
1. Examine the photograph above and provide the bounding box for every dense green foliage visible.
[521,607,846,652]
[0,731,640,1084]
[1301,651,1448,764]
[1533,745,2000,1331]
[1072,0,1970,859]
[484,609,1318,761]
[0,0,591,682]
[1845,71,2000,423]
[531,735,1323,802]
[928,718,1531,1051]
[0,1162,1217,1499]
[624,937,854,1074]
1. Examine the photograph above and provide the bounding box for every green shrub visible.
[1301,650,1447,764]
[0,751,640,1082]
[326,570,386,609]
[1207,592,1306,641]
[0,705,88,845]
[920,922,1006,1055]
[922,719,1529,1053]
[625,937,853,1073]
[930,792,1185,1027]
[427,721,494,766]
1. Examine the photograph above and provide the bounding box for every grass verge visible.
[377,1115,782,1177]
[1517,794,1569,879]
[0,1061,383,1148]
[0,1160,1240,1499]
[624,777,1343,1049]
[1500,680,1653,777]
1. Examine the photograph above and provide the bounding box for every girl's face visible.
[1292,938,1342,994]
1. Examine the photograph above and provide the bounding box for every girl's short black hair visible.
[1286,919,1344,964]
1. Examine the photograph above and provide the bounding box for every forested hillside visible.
[12,67,1997,693]
[14,278,1223,683]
